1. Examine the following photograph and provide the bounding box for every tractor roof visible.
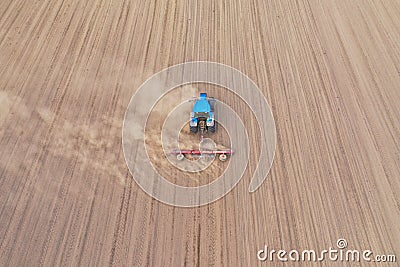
[193,99,210,113]
[193,93,210,113]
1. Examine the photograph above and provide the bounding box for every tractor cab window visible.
[194,112,209,118]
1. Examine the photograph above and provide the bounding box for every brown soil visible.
[0,0,399,266]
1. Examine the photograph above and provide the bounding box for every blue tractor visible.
[189,93,216,133]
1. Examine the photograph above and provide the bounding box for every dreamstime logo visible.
[257,238,397,263]
[122,61,276,207]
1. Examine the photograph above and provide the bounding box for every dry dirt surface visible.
[1,0,400,266]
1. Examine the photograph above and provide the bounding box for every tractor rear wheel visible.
[209,98,216,112]
[209,123,216,133]
[190,125,198,133]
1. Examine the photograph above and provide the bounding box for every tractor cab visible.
[190,93,215,133]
